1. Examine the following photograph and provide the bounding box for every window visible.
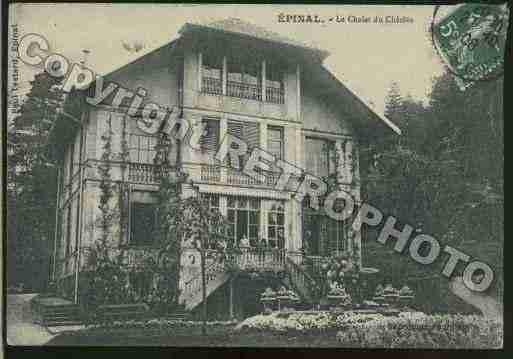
[129,135,157,164]
[267,126,284,160]
[202,52,223,95]
[303,205,346,256]
[130,203,158,246]
[305,137,335,178]
[200,119,220,154]
[227,59,262,101]
[267,201,285,249]
[227,121,260,169]
[266,62,284,104]
[227,196,260,247]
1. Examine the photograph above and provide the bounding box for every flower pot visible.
[398,295,414,308]
[260,297,275,311]
[276,296,291,310]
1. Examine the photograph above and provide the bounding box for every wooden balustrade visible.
[128,163,173,184]
[235,248,286,272]
[266,86,284,104]
[200,165,221,182]
[202,77,223,95]
[284,255,321,303]
[199,164,278,187]
[227,81,262,101]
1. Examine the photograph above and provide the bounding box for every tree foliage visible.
[7,72,65,290]
[361,73,503,312]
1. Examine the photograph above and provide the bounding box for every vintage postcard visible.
[4,2,507,349]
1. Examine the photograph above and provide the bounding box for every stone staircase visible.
[179,251,322,311]
[180,259,230,311]
[283,256,322,304]
[31,297,82,327]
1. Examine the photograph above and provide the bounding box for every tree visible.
[360,73,503,312]
[8,72,65,290]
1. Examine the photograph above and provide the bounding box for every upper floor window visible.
[227,59,262,101]
[130,134,157,164]
[267,126,284,160]
[200,118,220,154]
[227,120,260,169]
[202,53,223,95]
[200,53,286,104]
[305,137,335,178]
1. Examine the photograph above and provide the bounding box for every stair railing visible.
[284,253,322,304]
[180,255,226,305]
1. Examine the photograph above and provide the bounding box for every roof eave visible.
[179,22,330,61]
[318,66,402,136]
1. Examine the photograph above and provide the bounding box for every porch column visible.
[220,116,228,182]
[222,56,227,95]
[198,52,202,93]
[229,277,234,319]
[261,60,266,102]
[335,138,362,267]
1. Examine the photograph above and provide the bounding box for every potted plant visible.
[276,286,299,311]
[383,284,399,306]
[326,283,352,309]
[398,285,414,308]
[372,284,385,305]
[260,287,276,311]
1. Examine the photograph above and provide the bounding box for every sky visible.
[9,3,449,115]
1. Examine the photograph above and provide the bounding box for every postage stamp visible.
[432,3,509,90]
[4,2,506,350]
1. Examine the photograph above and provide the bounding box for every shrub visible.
[235,311,502,348]
[336,314,502,348]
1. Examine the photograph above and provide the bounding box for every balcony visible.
[128,163,175,184]
[199,164,279,188]
[202,76,222,96]
[231,248,286,272]
[266,86,284,104]
[227,81,262,101]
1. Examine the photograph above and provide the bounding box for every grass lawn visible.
[46,324,341,347]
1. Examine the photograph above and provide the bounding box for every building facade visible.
[50,19,398,319]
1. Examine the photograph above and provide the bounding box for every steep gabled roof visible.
[179,18,330,60]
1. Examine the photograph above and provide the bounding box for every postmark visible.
[431,4,509,90]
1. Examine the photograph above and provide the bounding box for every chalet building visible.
[49,18,399,319]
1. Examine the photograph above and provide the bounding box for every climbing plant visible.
[84,115,132,323]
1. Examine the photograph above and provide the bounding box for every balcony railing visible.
[128,163,174,184]
[202,76,222,95]
[227,81,262,101]
[200,164,221,182]
[233,248,286,272]
[201,77,284,105]
[266,86,284,104]
[199,164,279,187]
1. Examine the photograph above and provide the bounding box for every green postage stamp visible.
[432,3,509,90]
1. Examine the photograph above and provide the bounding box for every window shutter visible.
[200,119,220,154]
[244,122,260,150]
[227,121,260,167]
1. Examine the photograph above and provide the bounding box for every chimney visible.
[80,49,90,67]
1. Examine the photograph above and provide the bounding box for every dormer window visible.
[200,52,285,104]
